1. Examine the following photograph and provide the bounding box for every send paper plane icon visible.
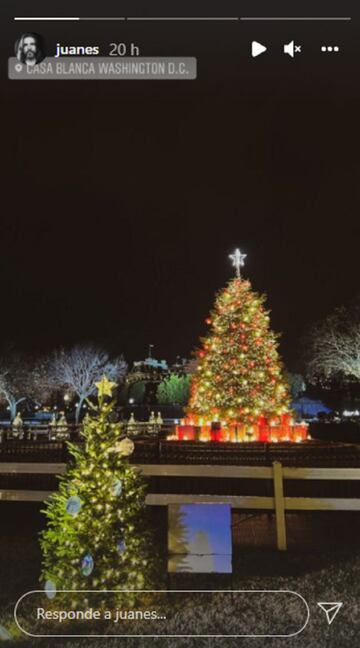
[317,602,343,625]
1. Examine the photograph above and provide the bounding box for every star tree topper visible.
[95,375,117,398]
[229,248,247,278]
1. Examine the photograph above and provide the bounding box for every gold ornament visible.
[113,437,135,457]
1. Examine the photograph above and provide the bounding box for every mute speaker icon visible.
[284,40,302,57]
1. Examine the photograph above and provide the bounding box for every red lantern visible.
[176,425,196,441]
[282,413,292,426]
[210,422,222,442]
[259,426,270,442]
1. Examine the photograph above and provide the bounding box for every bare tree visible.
[0,354,49,420]
[306,307,360,384]
[50,345,127,422]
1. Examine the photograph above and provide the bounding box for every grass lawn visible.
[1,502,359,647]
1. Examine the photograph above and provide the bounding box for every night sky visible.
[1,0,359,369]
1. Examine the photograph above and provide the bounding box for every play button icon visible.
[252,41,267,58]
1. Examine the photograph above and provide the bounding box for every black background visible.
[1,0,359,368]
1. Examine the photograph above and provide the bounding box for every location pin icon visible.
[15,63,23,72]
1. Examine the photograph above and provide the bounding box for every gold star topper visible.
[95,375,117,398]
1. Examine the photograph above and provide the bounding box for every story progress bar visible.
[14,16,352,22]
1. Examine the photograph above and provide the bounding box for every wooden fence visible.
[1,461,360,550]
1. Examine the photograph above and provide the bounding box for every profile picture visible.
[15,33,45,66]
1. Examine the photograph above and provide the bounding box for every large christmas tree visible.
[40,376,158,598]
[188,250,291,429]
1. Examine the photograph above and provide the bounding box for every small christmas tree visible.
[40,376,158,598]
[188,250,291,428]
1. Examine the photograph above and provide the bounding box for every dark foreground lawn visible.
[1,503,359,648]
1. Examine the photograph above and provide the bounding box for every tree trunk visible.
[9,399,17,421]
[75,396,84,424]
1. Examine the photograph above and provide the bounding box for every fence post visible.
[272,461,287,551]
